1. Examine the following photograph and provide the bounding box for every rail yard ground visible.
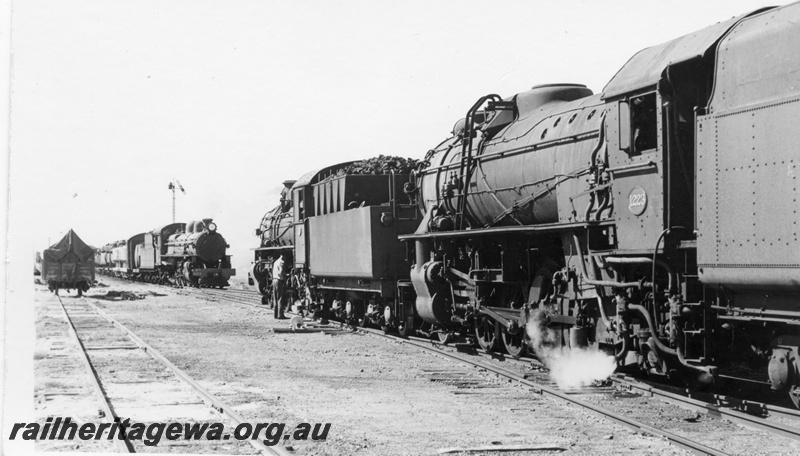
[30,278,800,455]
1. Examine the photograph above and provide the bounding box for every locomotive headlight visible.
[208,222,217,232]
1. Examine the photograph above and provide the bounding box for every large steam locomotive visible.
[96,218,235,288]
[254,4,800,407]
[249,158,420,319]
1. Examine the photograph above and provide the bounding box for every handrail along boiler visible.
[256,4,800,407]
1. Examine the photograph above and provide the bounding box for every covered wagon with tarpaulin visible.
[42,229,95,296]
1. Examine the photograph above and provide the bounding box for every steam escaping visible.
[526,309,616,389]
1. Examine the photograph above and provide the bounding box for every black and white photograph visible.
[3,1,800,455]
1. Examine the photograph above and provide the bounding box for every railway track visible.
[184,285,800,455]
[54,293,291,455]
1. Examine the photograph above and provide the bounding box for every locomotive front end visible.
[250,180,296,298]
[194,222,227,264]
[165,218,236,288]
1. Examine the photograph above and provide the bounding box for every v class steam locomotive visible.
[254,4,800,407]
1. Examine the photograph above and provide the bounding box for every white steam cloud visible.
[526,309,616,389]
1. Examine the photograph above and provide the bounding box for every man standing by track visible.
[272,254,287,319]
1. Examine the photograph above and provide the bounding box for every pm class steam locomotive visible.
[256,3,800,406]
[96,218,235,287]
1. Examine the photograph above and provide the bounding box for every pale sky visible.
[2,1,788,449]
[8,0,777,277]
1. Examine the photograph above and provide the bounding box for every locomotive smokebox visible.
[195,232,226,263]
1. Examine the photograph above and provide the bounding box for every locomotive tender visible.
[257,4,800,406]
[251,159,420,323]
[96,218,235,287]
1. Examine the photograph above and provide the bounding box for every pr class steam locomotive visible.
[256,3,800,407]
[96,218,235,288]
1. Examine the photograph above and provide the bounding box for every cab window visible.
[630,93,657,154]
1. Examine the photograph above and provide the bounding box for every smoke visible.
[526,309,616,389]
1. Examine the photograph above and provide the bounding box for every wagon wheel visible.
[502,327,527,359]
[474,315,500,352]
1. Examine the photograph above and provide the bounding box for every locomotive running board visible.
[398,220,613,240]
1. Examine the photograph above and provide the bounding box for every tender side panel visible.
[308,206,374,278]
[697,101,800,292]
[698,3,800,293]
[308,206,406,279]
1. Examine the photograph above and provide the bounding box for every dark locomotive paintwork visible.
[250,180,297,296]
[96,218,235,287]
[253,160,420,325]
[256,4,800,407]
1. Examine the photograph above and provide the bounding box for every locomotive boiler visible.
[397,3,800,406]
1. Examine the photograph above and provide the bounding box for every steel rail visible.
[612,376,800,442]
[83,300,292,456]
[357,326,728,456]
[56,296,136,452]
[187,287,800,449]
[192,289,799,404]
